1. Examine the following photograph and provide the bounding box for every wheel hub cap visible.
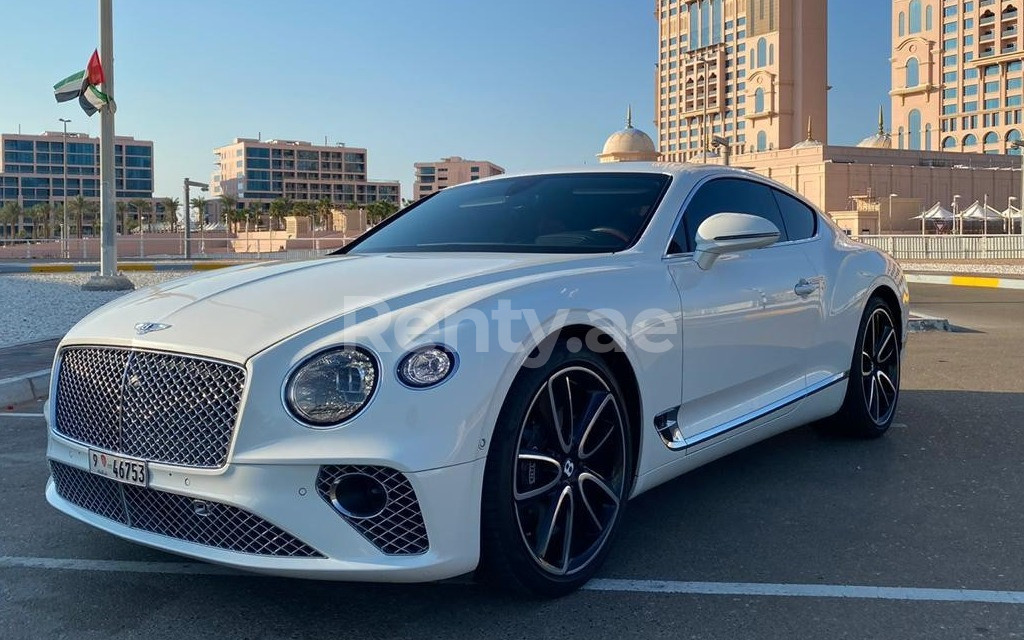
[513,366,627,576]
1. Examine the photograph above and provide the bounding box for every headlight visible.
[397,345,456,388]
[285,347,378,427]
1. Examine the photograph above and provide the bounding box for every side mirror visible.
[694,212,780,270]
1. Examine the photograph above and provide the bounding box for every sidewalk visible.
[0,338,58,407]
[0,261,241,274]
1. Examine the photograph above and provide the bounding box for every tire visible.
[478,341,634,597]
[825,296,902,438]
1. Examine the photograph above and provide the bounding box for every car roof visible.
[466,162,762,190]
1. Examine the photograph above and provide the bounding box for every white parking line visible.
[2,555,1023,604]
[2,413,44,418]
[584,578,1024,605]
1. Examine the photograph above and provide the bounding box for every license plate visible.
[88,450,148,487]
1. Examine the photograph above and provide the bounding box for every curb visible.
[906,273,1024,290]
[0,369,51,407]
[0,262,238,274]
[908,314,952,332]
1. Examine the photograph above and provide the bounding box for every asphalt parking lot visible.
[2,283,1022,640]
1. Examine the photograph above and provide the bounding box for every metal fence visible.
[0,234,351,262]
[858,235,1024,260]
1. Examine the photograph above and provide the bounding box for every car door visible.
[665,177,822,450]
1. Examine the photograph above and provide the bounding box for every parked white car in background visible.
[45,164,908,596]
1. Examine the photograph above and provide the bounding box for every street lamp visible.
[1009,196,1018,235]
[1012,139,1024,235]
[182,178,209,259]
[887,193,898,236]
[952,194,961,235]
[712,135,731,166]
[59,118,71,259]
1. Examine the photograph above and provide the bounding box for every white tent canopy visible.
[959,201,1004,221]
[1003,206,1024,220]
[912,202,954,220]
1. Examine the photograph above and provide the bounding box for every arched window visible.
[942,136,957,149]
[757,38,767,67]
[769,44,775,65]
[909,0,922,33]
[1008,129,1022,154]
[983,132,999,153]
[909,110,922,150]
[899,12,906,37]
[926,5,933,30]
[754,87,766,113]
[925,124,933,150]
[906,57,920,87]
[898,127,905,149]
[757,131,767,151]
[963,133,978,148]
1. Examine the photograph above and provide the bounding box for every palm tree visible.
[128,198,148,233]
[315,197,332,246]
[0,202,21,240]
[70,195,90,238]
[116,201,128,234]
[218,194,238,231]
[269,197,292,231]
[163,198,181,233]
[190,197,206,231]
[28,204,51,239]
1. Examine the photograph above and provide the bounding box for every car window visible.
[772,189,817,241]
[669,178,789,254]
[343,173,672,254]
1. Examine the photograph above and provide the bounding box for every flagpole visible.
[84,0,132,290]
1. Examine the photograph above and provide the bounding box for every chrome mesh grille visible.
[50,461,322,558]
[316,465,429,556]
[55,347,246,468]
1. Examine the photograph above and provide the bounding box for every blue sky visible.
[3,1,891,199]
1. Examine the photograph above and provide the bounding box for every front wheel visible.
[827,296,902,438]
[479,344,633,597]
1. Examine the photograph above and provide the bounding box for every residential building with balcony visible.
[210,138,401,209]
[892,0,1024,154]
[0,131,156,235]
[413,156,505,200]
[655,0,828,161]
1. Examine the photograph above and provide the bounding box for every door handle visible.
[794,279,819,297]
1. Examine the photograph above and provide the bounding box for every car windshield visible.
[343,172,672,254]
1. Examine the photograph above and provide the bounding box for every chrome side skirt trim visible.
[661,371,850,451]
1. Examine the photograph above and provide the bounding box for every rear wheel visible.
[826,296,902,438]
[479,343,633,597]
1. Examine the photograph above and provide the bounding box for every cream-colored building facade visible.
[656,0,828,161]
[891,0,1024,154]
[211,138,400,208]
[413,156,505,200]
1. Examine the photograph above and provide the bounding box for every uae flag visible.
[53,50,115,116]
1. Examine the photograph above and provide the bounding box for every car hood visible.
[62,253,603,363]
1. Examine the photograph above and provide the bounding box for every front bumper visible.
[46,434,486,582]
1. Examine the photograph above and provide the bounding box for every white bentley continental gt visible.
[45,164,908,596]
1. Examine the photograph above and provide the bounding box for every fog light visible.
[328,473,388,519]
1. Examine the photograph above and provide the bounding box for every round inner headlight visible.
[286,347,378,427]
[397,345,456,388]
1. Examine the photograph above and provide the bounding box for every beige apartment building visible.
[655,0,828,162]
[211,138,400,209]
[413,157,505,199]
[891,0,1024,154]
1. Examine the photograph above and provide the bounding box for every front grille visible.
[50,461,322,558]
[316,465,429,556]
[55,347,246,468]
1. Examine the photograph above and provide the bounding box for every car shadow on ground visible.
[5,389,1024,639]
